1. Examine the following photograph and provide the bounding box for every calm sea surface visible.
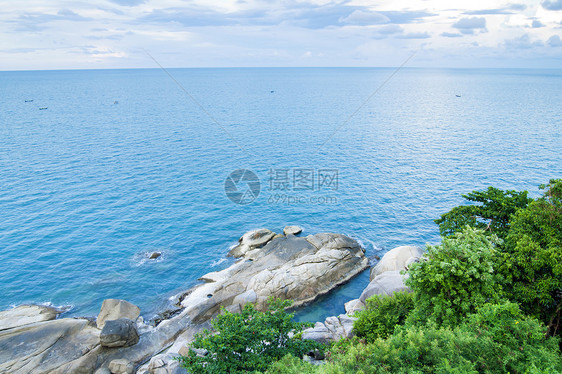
[0,68,560,321]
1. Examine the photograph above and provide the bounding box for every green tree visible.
[177,298,321,374]
[502,179,562,336]
[406,227,503,327]
[435,187,531,239]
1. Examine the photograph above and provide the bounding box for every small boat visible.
[270,90,275,93]
[39,107,48,110]
[25,100,34,103]
[456,94,461,97]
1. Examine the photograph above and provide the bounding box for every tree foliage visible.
[405,226,503,327]
[178,298,321,374]
[502,179,562,336]
[435,187,531,239]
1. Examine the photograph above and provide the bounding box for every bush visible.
[354,291,414,342]
[283,303,562,374]
[406,226,504,327]
[264,354,317,374]
[458,302,562,373]
[177,298,322,374]
[501,179,562,336]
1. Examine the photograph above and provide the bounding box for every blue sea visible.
[1,68,561,322]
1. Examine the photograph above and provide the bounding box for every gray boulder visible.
[0,305,60,331]
[100,318,139,348]
[302,314,357,344]
[228,228,276,257]
[344,299,365,315]
[183,232,369,320]
[370,245,423,281]
[0,317,100,374]
[283,225,303,235]
[97,299,141,329]
[108,358,134,374]
[360,270,410,304]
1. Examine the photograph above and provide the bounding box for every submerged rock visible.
[149,252,161,260]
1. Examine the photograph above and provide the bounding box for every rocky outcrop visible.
[0,305,60,331]
[302,314,356,344]
[0,318,100,374]
[228,228,276,258]
[342,245,422,317]
[369,245,423,281]
[360,270,410,303]
[97,299,141,329]
[303,245,423,345]
[283,225,303,235]
[100,319,139,348]
[0,228,368,374]
[184,231,368,321]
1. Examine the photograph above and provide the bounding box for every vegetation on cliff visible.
[179,179,562,373]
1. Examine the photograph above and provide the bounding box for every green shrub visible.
[406,226,503,327]
[177,298,322,374]
[457,302,562,373]
[264,354,317,374]
[354,291,414,342]
[434,186,531,239]
[296,303,562,374]
[501,179,562,336]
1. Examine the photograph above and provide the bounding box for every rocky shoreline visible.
[0,227,421,374]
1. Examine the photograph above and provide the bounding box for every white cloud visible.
[548,35,562,46]
[0,0,561,69]
[452,17,487,35]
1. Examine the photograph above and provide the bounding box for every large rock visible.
[302,314,356,344]
[183,232,369,321]
[0,318,100,374]
[228,228,276,258]
[370,245,423,281]
[97,299,141,329]
[360,270,410,304]
[0,305,60,331]
[100,318,139,348]
[344,299,365,315]
[108,359,134,374]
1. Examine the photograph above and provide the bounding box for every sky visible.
[0,0,561,70]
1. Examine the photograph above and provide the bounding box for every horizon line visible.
[2,66,562,73]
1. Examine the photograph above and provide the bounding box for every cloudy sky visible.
[1,0,561,70]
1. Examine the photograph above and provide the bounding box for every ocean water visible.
[0,68,560,321]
